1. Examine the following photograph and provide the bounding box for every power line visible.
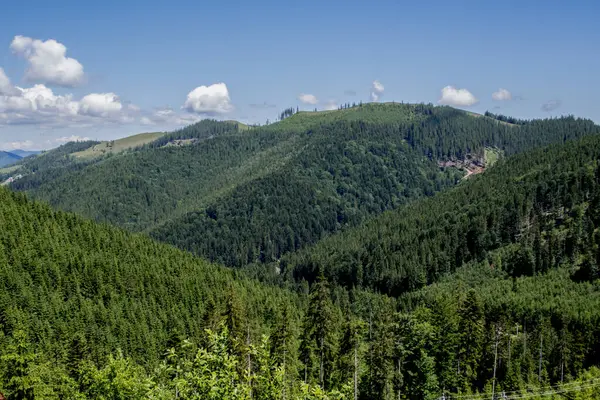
[440,377,600,400]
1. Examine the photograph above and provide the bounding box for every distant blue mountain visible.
[0,151,23,168]
[10,149,40,158]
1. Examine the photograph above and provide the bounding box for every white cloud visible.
[298,93,318,105]
[18,84,79,115]
[0,82,135,127]
[492,88,512,101]
[79,93,122,117]
[10,35,84,87]
[370,80,385,102]
[0,68,19,96]
[182,83,233,115]
[438,86,478,107]
[323,100,338,111]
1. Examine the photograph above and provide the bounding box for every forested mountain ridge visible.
[2,146,600,398]
[278,133,600,295]
[0,186,305,364]
[0,151,22,168]
[10,103,600,271]
[3,121,600,398]
[0,183,398,398]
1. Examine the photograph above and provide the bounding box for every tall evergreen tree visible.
[456,289,485,392]
[299,275,337,389]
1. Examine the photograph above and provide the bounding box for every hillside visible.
[0,184,400,398]
[0,187,306,362]
[9,103,600,270]
[9,150,40,158]
[278,133,600,295]
[72,131,166,159]
[0,151,22,168]
[261,132,600,397]
[2,136,600,398]
[0,132,164,181]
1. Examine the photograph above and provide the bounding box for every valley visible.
[1,104,600,399]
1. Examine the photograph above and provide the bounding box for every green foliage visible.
[0,186,302,368]
[1,330,36,400]
[80,353,153,400]
[299,277,338,389]
[12,104,599,271]
[0,151,22,168]
[2,106,600,398]
[283,134,600,295]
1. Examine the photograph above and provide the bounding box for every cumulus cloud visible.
[298,93,318,105]
[492,88,512,101]
[0,68,19,96]
[182,83,233,115]
[79,93,122,117]
[0,81,135,126]
[370,80,385,102]
[19,84,79,114]
[10,35,84,87]
[438,86,478,107]
[541,99,561,112]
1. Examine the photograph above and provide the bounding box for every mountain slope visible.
[0,151,22,168]
[3,132,600,398]
[0,140,101,182]
[9,150,40,158]
[278,133,600,296]
[149,106,599,267]
[71,131,166,159]
[10,103,600,269]
[0,186,304,366]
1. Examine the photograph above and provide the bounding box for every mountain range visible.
[0,149,40,168]
[1,103,600,399]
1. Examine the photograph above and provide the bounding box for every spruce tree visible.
[456,289,485,391]
[299,275,337,389]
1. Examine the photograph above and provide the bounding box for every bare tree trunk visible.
[397,358,401,400]
[247,326,253,399]
[320,336,324,389]
[354,345,358,400]
[538,334,543,383]
[304,355,308,384]
[283,337,287,400]
[492,325,500,400]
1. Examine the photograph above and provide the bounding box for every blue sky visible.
[0,0,598,150]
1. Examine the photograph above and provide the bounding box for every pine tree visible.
[270,303,297,398]
[1,330,35,400]
[361,311,393,400]
[456,289,485,392]
[299,275,337,389]
[339,316,367,400]
[224,286,245,346]
[66,332,88,380]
